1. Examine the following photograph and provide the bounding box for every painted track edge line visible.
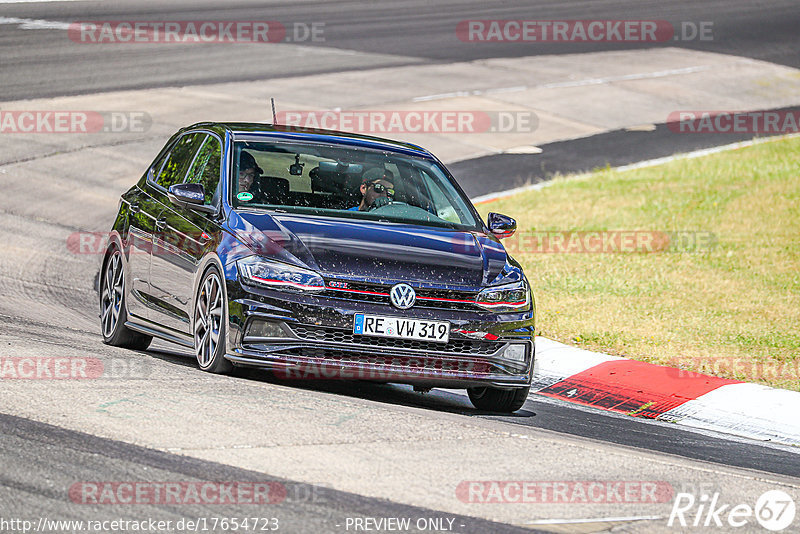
[471,132,800,205]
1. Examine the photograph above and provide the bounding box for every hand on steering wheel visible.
[368,196,391,211]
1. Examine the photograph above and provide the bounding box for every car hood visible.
[228,211,509,288]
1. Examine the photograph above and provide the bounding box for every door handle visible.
[129,202,140,214]
[155,217,167,231]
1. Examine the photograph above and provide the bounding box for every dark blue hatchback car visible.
[100,123,535,412]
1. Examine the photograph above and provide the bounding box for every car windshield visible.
[231,140,481,231]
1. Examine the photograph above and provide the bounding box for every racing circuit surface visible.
[1,1,799,533]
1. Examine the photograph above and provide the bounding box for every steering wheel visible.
[368,197,404,211]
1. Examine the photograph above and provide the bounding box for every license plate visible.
[354,314,450,343]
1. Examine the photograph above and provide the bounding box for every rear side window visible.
[185,134,223,205]
[156,132,205,190]
[148,150,169,182]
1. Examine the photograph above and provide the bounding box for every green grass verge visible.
[477,136,800,390]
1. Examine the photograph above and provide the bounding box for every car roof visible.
[183,122,435,159]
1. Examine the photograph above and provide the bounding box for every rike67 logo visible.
[668,490,796,531]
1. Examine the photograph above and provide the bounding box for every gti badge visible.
[390,283,416,309]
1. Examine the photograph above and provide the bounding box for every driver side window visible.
[184,134,222,205]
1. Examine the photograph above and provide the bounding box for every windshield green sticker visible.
[237,192,253,202]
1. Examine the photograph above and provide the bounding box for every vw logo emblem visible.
[390,283,416,309]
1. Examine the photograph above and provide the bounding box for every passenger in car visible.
[237,150,262,194]
[238,150,289,204]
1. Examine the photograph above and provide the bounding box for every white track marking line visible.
[0,16,360,56]
[485,85,528,95]
[0,17,71,29]
[538,65,710,89]
[0,0,87,3]
[412,86,529,102]
[413,66,709,102]
[615,132,800,171]
[471,180,552,204]
[470,133,800,204]
[413,91,474,102]
[527,516,663,525]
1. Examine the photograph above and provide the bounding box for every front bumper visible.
[224,279,535,389]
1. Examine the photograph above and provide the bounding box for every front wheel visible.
[467,385,530,413]
[193,267,233,374]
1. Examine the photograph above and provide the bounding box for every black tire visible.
[467,385,530,413]
[100,248,152,351]
[193,266,233,374]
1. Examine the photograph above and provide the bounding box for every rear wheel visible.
[467,385,530,413]
[100,248,152,350]
[194,267,233,374]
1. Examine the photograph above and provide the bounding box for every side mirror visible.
[488,212,516,239]
[168,183,215,214]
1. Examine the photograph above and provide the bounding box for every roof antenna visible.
[271,97,277,125]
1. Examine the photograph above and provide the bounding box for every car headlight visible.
[237,256,325,292]
[476,280,530,311]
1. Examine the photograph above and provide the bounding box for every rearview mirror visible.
[487,212,516,239]
[168,183,215,214]
[289,153,305,176]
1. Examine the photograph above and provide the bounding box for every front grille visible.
[322,280,482,310]
[271,346,498,375]
[288,324,503,356]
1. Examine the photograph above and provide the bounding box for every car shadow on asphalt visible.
[235,369,538,419]
[143,345,536,418]
[267,374,536,419]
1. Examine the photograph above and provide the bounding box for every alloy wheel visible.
[194,272,223,368]
[100,250,123,338]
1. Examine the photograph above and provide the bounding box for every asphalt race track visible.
[1,0,798,100]
[0,413,538,534]
[1,1,799,532]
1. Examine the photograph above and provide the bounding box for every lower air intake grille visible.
[288,324,502,355]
